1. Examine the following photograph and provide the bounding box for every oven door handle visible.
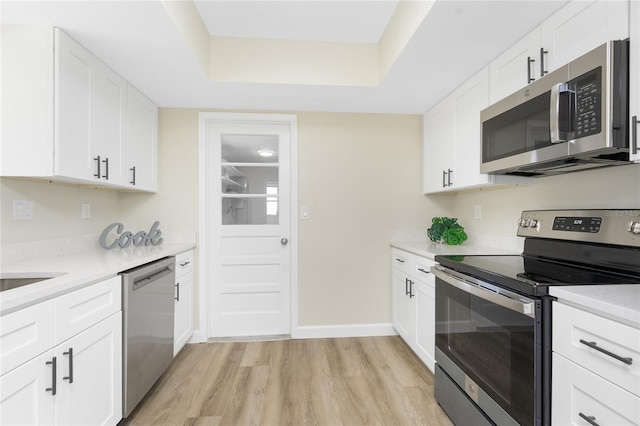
[431,265,536,318]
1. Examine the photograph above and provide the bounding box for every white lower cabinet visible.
[0,276,122,426]
[391,248,436,373]
[174,250,194,355]
[414,258,436,372]
[552,301,640,425]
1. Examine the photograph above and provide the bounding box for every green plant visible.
[427,217,468,245]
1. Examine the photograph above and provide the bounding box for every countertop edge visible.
[0,242,196,316]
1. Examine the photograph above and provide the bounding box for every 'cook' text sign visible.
[100,221,163,249]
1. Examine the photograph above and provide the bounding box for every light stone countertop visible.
[389,240,520,260]
[550,285,640,329]
[0,240,196,315]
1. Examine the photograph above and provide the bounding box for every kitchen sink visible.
[0,272,67,292]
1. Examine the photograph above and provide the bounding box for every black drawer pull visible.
[579,339,632,365]
[417,268,430,275]
[409,280,414,298]
[395,258,405,263]
[45,356,57,395]
[579,413,600,426]
[180,261,191,267]
[63,347,73,383]
[405,278,410,296]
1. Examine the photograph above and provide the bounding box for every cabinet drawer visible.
[391,248,413,274]
[175,250,194,278]
[56,276,121,344]
[552,353,640,425]
[414,257,436,283]
[553,302,640,397]
[0,299,56,376]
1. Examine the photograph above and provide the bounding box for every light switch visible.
[13,200,33,220]
[301,206,310,220]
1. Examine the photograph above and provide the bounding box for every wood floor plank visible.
[122,336,453,426]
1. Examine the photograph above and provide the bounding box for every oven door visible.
[432,265,542,426]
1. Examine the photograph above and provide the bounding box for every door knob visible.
[281,238,289,246]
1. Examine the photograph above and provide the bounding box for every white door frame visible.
[197,112,298,341]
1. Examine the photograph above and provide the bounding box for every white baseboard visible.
[292,322,398,339]
[188,329,201,344]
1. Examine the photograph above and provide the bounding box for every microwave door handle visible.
[550,83,574,143]
[550,83,564,143]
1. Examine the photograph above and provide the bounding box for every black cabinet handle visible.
[527,57,535,83]
[175,283,180,301]
[447,169,453,187]
[93,155,101,178]
[395,258,405,264]
[632,116,638,155]
[45,356,57,395]
[405,278,410,296]
[130,166,136,185]
[442,170,447,188]
[418,268,430,275]
[540,47,548,77]
[62,348,73,384]
[579,413,600,426]
[409,280,414,298]
[102,157,109,180]
[180,261,191,267]
[579,339,632,365]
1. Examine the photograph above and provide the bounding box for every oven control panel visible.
[517,209,640,247]
[552,216,601,233]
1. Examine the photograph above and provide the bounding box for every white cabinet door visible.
[97,65,128,186]
[0,350,56,426]
[56,313,122,426]
[489,28,540,104]
[392,268,415,344]
[540,0,629,75]
[631,0,640,162]
[55,28,99,182]
[453,66,490,189]
[126,85,158,192]
[423,97,455,194]
[415,275,435,373]
[174,271,194,356]
[552,353,640,426]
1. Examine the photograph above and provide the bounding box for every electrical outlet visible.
[474,205,482,220]
[82,203,91,219]
[13,200,33,220]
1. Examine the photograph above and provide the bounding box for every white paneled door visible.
[203,116,295,338]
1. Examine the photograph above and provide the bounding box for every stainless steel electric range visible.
[431,209,640,426]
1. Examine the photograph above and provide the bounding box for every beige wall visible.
[296,112,451,325]
[0,178,121,243]
[450,164,640,239]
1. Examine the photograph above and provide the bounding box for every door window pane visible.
[220,134,280,225]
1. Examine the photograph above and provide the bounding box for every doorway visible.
[198,113,298,339]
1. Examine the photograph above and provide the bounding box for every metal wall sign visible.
[100,221,163,249]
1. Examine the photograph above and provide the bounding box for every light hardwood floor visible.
[121,336,453,426]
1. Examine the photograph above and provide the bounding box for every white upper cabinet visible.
[424,67,528,194]
[489,0,629,104]
[630,0,640,162]
[55,29,99,181]
[489,29,541,104]
[126,85,158,192]
[0,25,157,191]
[540,0,629,73]
[423,95,455,193]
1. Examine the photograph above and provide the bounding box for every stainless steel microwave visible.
[481,40,629,176]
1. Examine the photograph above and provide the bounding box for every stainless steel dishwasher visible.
[120,256,175,417]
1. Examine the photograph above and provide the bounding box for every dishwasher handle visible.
[132,266,174,291]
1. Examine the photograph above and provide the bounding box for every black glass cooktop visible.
[435,254,640,297]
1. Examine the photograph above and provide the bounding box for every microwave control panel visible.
[572,67,602,138]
